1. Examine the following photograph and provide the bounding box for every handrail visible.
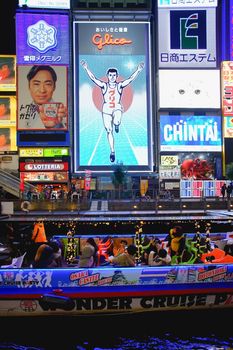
[0,169,36,198]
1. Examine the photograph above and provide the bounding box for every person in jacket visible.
[148,248,171,266]
[78,237,98,268]
[166,226,186,259]
[32,240,62,268]
[27,221,48,264]
[108,244,137,267]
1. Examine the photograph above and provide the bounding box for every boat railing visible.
[0,194,231,214]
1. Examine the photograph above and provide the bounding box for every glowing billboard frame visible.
[0,55,16,92]
[18,0,70,9]
[16,13,70,65]
[17,65,68,131]
[73,21,153,173]
[160,114,222,152]
[221,61,233,117]
[157,0,217,7]
[158,69,220,109]
[158,8,217,68]
[0,96,16,123]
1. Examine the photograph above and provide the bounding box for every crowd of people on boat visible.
[1,221,233,269]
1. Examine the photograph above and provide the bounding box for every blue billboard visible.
[16,13,70,65]
[160,115,222,152]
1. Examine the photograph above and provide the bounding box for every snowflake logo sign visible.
[27,20,57,53]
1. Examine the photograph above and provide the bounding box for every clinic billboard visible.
[158,8,217,68]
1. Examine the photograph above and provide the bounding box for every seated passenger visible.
[148,248,171,266]
[166,226,186,258]
[78,237,98,268]
[113,239,128,257]
[141,237,162,265]
[224,239,233,256]
[108,244,137,267]
[97,236,113,265]
[32,240,61,268]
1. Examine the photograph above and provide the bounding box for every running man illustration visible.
[80,60,144,163]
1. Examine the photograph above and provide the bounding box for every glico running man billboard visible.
[73,22,152,173]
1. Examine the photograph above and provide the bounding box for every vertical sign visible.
[84,170,92,191]
[230,1,233,60]
[221,61,233,137]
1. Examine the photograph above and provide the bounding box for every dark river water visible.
[0,309,232,349]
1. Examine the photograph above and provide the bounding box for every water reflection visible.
[0,309,232,349]
[0,336,232,350]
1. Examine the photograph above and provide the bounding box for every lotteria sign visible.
[160,115,222,152]
[19,162,69,171]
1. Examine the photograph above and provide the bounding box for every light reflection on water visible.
[0,309,232,350]
[0,336,232,350]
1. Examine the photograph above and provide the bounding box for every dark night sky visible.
[0,0,17,54]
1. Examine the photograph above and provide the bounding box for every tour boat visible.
[0,229,233,316]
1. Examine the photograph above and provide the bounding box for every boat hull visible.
[0,264,233,316]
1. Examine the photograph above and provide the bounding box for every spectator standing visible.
[227,184,232,200]
[221,183,227,199]
[0,186,5,199]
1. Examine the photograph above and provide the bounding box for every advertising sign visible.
[17,65,68,131]
[84,170,92,191]
[224,117,233,138]
[230,1,233,60]
[161,155,178,166]
[19,148,43,157]
[21,171,68,182]
[19,147,69,157]
[158,69,220,109]
[157,0,218,7]
[18,0,70,9]
[158,8,216,67]
[0,55,16,91]
[19,162,69,171]
[221,61,233,117]
[159,166,180,179]
[0,96,16,123]
[73,21,152,173]
[16,13,69,65]
[0,127,17,153]
[43,148,69,157]
[160,115,222,152]
[179,153,216,180]
[17,130,70,147]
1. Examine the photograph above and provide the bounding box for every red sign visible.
[19,162,69,171]
[84,170,92,191]
[20,172,68,182]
